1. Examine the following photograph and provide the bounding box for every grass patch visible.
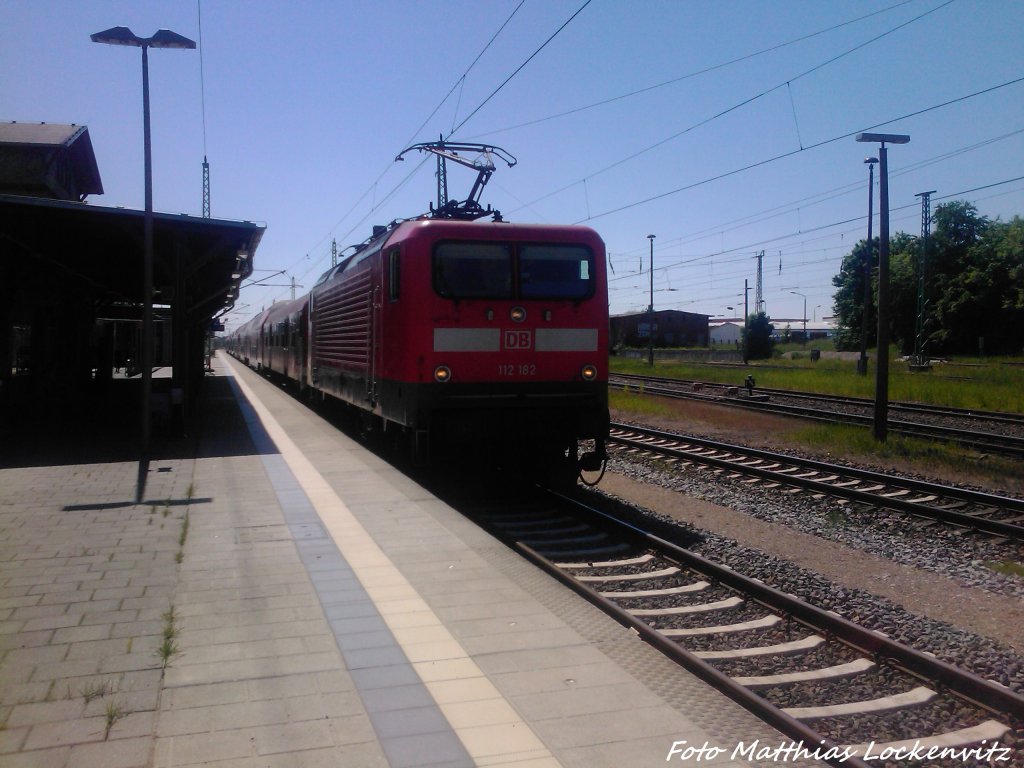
[610,388,676,420]
[784,422,1023,485]
[610,352,1024,413]
[790,421,964,464]
[983,560,1024,578]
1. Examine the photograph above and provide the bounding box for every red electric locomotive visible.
[307,216,608,476]
[229,141,609,480]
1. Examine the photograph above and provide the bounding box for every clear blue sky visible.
[4,0,1022,331]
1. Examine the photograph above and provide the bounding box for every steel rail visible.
[612,372,1024,424]
[512,538,873,768]
[610,376,1024,458]
[548,490,1024,722]
[608,423,1024,540]
[491,491,1024,766]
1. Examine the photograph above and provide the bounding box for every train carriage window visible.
[434,242,512,299]
[518,244,594,300]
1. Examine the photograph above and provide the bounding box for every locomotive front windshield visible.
[433,242,513,299]
[434,242,594,300]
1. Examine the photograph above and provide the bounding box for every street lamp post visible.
[856,132,910,442]
[91,26,196,457]
[858,157,878,375]
[647,234,655,366]
[742,281,750,365]
[790,291,806,346]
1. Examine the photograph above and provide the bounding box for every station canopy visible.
[1,193,263,323]
[1,121,265,431]
[0,121,263,330]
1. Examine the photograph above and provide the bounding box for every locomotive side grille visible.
[314,270,373,368]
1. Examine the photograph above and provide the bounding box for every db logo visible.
[504,330,532,350]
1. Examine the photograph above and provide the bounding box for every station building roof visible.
[0,122,103,201]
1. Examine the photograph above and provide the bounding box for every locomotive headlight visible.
[581,364,598,381]
[434,365,452,383]
[510,306,526,322]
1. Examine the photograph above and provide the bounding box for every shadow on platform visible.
[0,374,270,470]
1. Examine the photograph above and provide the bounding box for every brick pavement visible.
[0,374,389,767]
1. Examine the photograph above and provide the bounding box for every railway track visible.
[462,488,1024,767]
[607,422,1024,542]
[610,372,1024,458]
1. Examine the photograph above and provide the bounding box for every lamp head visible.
[148,29,196,49]
[91,26,143,46]
[855,132,910,145]
[91,26,196,49]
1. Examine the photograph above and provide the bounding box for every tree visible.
[887,232,920,355]
[929,214,1023,354]
[831,202,1023,356]
[831,238,876,351]
[999,217,1024,313]
[744,312,774,359]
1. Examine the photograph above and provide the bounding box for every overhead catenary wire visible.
[243,2,1020,319]
[467,0,917,140]
[602,129,1024,307]
[252,1,532,307]
[257,1,933,304]
[577,75,1024,225]
[447,0,595,138]
[612,173,1024,285]
[513,0,957,214]
[666,128,1024,253]
[609,177,1024,312]
[249,0,596,311]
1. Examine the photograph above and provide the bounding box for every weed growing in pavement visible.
[104,699,125,739]
[156,637,180,668]
[156,605,182,669]
[178,512,189,547]
[80,680,114,704]
[161,606,179,640]
[175,511,190,563]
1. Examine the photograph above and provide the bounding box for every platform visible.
[0,352,826,767]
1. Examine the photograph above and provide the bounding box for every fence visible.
[614,348,744,364]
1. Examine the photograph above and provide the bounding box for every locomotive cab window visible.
[433,241,594,301]
[433,242,513,299]
[519,244,594,300]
